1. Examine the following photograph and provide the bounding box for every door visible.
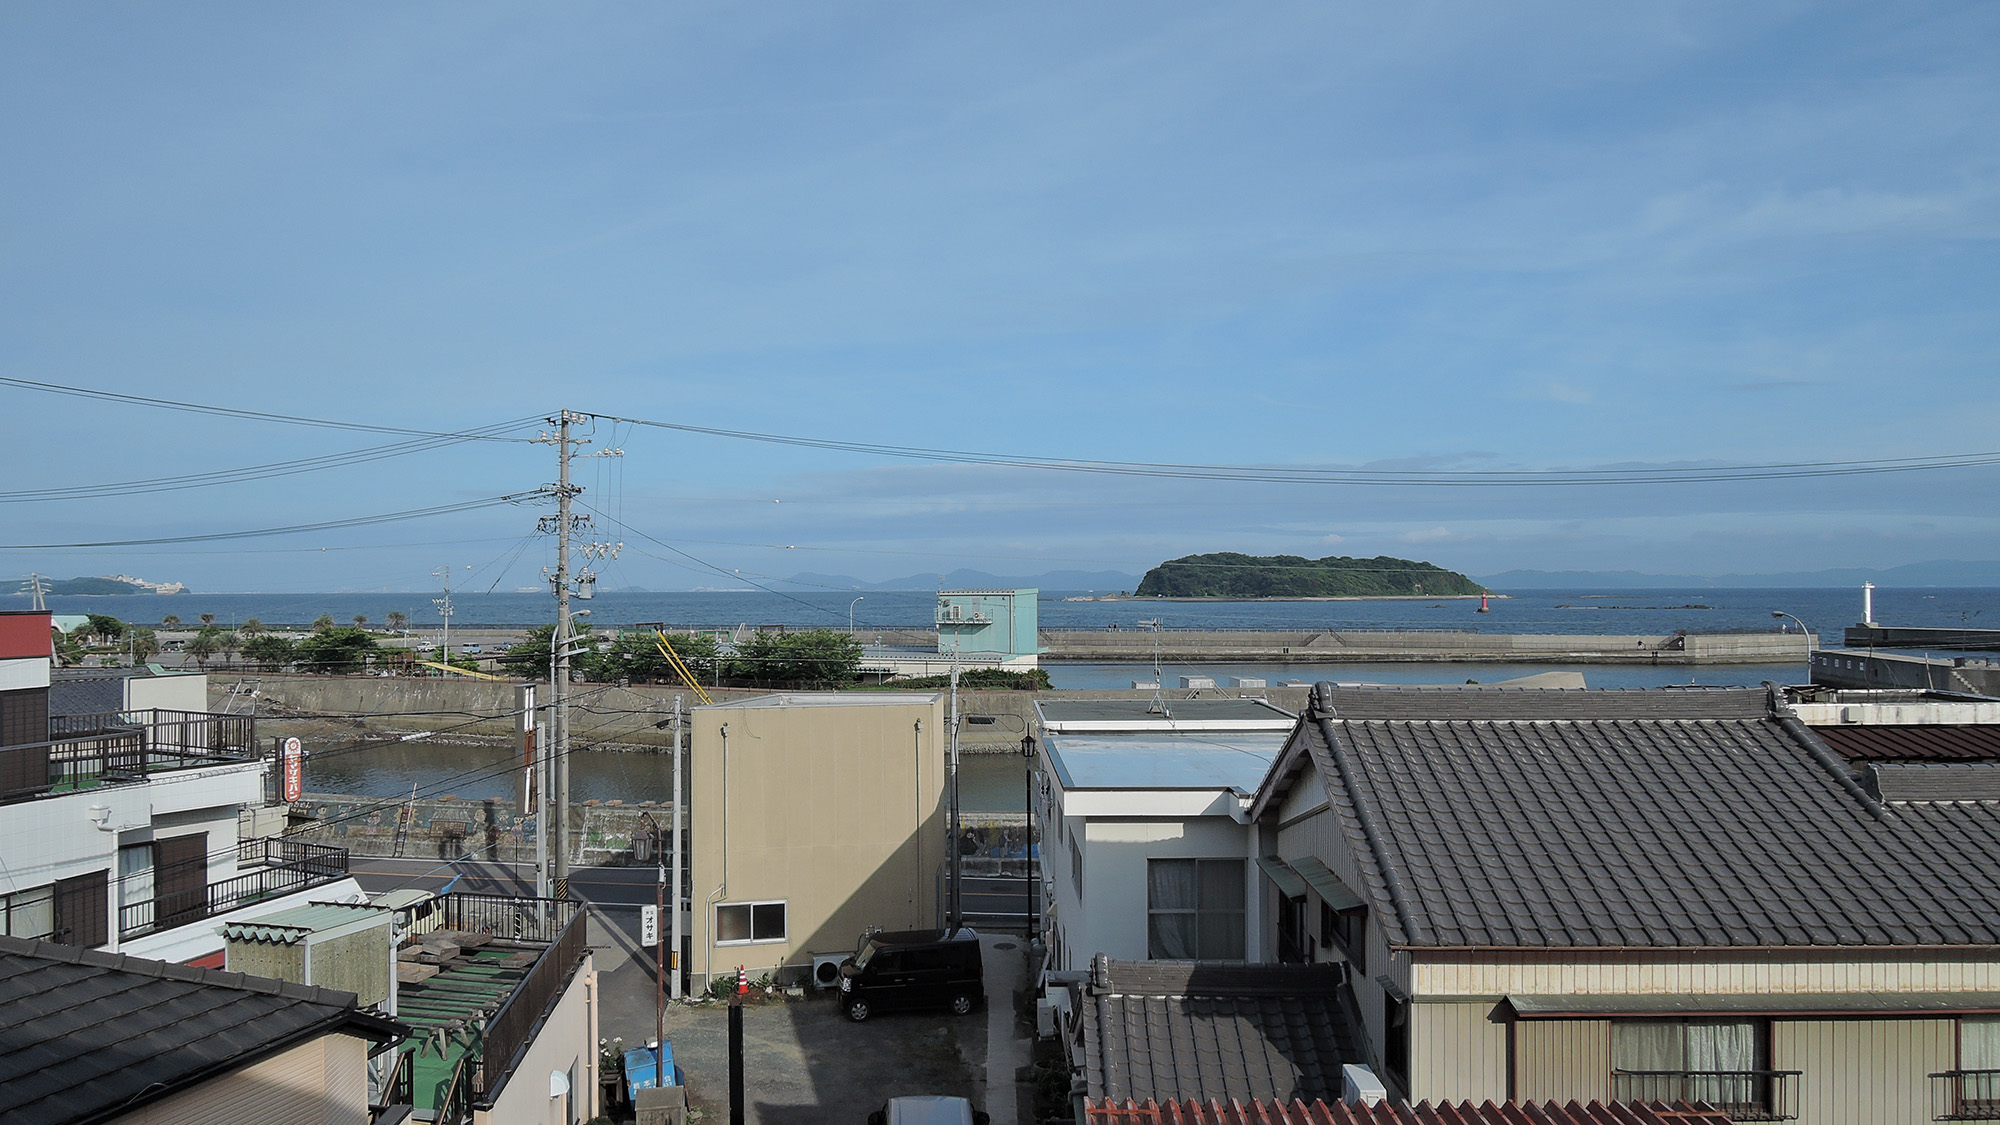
[154,833,208,928]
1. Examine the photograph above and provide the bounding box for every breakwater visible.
[1032,629,1809,664]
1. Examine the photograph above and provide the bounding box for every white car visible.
[867,1096,989,1125]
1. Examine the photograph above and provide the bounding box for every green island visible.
[1134,552,1487,598]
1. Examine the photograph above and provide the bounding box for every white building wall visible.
[476,958,598,1125]
[1075,817,1256,963]
[127,673,208,714]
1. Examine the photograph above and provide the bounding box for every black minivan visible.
[839,927,984,1022]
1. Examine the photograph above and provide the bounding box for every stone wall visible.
[289,792,672,866]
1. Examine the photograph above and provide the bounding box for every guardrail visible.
[435,894,587,1108]
[1613,1069,1800,1121]
[118,839,350,940]
[1931,1068,2000,1121]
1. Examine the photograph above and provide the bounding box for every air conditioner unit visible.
[1342,1063,1387,1106]
[809,952,847,990]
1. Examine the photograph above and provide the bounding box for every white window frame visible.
[714,899,788,946]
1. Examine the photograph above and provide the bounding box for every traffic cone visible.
[736,965,747,995]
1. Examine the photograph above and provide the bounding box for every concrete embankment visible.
[1035,628,1809,664]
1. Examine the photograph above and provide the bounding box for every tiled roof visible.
[0,934,402,1125]
[1082,1099,1736,1124]
[1815,724,2000,762]
[1078,958,1363,1104]
[1278,684,2000,949]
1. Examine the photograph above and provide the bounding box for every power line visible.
[591,411,2000,486]
[0,492,549,549]
[0,377,540,442]
[0,420,537,504]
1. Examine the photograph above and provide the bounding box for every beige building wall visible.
[1408,1000,1508,1103]
[110,1032,370,1125]
[1514,1019,1612,1104]
[477,958,599,1125]
[1411,947,2000,998]
[1781,1017,1953,1125]
[688,694,947,990]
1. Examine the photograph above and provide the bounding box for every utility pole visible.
[948,651,962,933]
[670,696,684,1000]
[432,566,455,657]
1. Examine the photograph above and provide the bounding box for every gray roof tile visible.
[1077,958,1361,1104]
[1280,684,2000,950]
[0,935,402,1125]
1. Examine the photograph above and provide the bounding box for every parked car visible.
[839,927,983,1022]
[867,1096,988,1125]
[460,644,482,655]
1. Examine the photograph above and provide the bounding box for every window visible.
[1956,1017,2000,1116]
[1612,1019,1772,1115]
[715,900,786,944]
[1,885,54,940]
[1146,858,1245,961]
[1384,992,1410,1083]
[1322,901,1367,972]
[1069,837,1084,896]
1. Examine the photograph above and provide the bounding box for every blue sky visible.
[3,3,1998,592]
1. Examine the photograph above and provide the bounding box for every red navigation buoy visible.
[1478,593,1491,613]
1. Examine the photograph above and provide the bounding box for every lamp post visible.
[849,597,864,632]
[1020,733,1036,943]
[1771,611,1817,654]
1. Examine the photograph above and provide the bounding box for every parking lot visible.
[592,909,1033,1123]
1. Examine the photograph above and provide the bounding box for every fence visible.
[1612,1070,1800,1121]
[118,839,350,940]
[435,894,587,1108]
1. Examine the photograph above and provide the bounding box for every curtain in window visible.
[1686,1020,1759,1104]
[1613,1020,1684,1073]
[1965,1017,2000,1071]
[4,887,53,940]
[1148,861,1198,959]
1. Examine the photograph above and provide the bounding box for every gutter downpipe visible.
[704,721,730,993]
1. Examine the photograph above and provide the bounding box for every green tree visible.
[386,611,408,633]
[444,652,482,673]
[293,627,379,674]
[727,629,860,689]
[217,631,241,664]
[184,627,221,667]
[52,627,85,667]
[160,613,181,627]
[199,613,216,627]
[241,617,264,637]
[497,623,598,677]
[311,614,336,632]
[84,614,125,643]
[127,626,160,663]
[586,630,719,684]
[352,614,369,628]
[242,634,295,668]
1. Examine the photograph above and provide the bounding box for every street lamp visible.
[849,597,864,632]
[1772,611,1817,654]
[1020,733,1037,945]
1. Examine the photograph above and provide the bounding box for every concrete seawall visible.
[1033,629,1810,664]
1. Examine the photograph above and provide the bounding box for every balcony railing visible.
[1613,1069,1801,1121]
[1932,1069,2000,1121]
[3,709,259,806]
[118,839,350,941]
[433,894,586,1108]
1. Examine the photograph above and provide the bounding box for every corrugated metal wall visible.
[1780,1017,1952,1125]
[1412,948,2000,997]
[1409,1000,1508,1103]
[1514,1019,1612,1105]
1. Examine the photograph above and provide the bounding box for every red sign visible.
[282,737,303,802]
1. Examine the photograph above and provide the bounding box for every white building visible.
[1035,696,1295,972]
[0,610,363,967]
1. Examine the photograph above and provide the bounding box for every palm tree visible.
[199,613,216,627]
[160,614,181,627]
[241,617,264,637]
[352,614,370,629]
[386,611,408,634]
[219,631,241,664]
[185,631,218,667]
[312,614,335,632]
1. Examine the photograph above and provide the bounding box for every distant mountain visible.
[1137,553,1486,598]
[774,569,1143,592]
[1479,560,2000,589]
[13,574,188,596]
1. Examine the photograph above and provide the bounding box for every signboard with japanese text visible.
[281,737,303,802]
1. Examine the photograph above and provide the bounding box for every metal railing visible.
[433,893,587,1108]
[1932,1068,2000,1121]
[118,839,350,940]
[1613,1070,1801,1121]
[5,709,259,806]
[370,1048,414,1123]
